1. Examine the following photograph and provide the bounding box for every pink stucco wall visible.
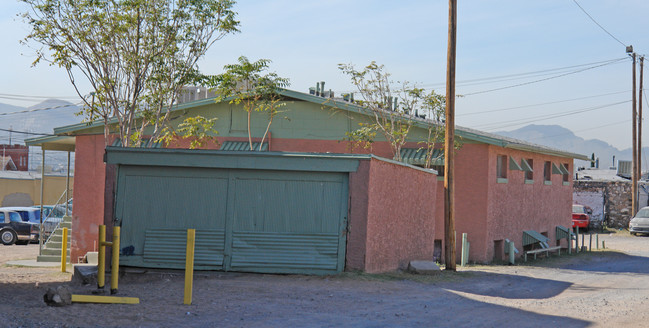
[433,143,573,264]
[346,160,370,271]
[71,134,107,261]
[363,158,437,273]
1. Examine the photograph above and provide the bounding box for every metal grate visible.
[522,230,549,247]
[220,141,268,151]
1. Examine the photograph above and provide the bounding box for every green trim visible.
[559,163,570,175]
[508,156,523,171]
[563,181,570,186]
[437,176,445,182]
[552,163,563,175]
[525,179,534,185]
[399,148,444,166]
[24,135,76,151]
[497,178,508,184]
[520,158,533,172]
[544,181,552,185]
[105,147,364,172]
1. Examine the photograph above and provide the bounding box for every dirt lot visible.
[2,232,649,327]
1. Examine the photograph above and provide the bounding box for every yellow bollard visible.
[98,225,106,290]
[184,229,196,305]
[111,226,120,295]
[61,227,68,272]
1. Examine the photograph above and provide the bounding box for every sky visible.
[1,0,649,150]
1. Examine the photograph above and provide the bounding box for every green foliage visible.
[204,56,289,150]
[161,116,218,149]
[339,61,451,166]
[21,0,239,147]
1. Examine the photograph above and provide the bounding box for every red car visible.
[572,204,591,230]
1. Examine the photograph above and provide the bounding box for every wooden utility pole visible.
[639,56,644,184]
[444,0,457,271]
[632,52,638,216]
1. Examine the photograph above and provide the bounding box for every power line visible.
[458,90,629,117]
[572,0,628,48]
[462,57,628,96]
[0,102,81,116]
[474,100,629,131]
[0,128,54,136]
[0,92,78,101]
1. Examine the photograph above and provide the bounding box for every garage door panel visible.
[230,231,339,271]
[143,229,225,268]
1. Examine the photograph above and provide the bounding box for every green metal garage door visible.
[115,165,348,274]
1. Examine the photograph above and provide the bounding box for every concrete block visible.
[72,264,98,286]
[85,252,98,265]
[407,260,441,274]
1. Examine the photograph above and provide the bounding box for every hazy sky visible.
[1,1,648,149]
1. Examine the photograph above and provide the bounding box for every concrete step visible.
[37,254,70,263]
[41,248,70,256]
[47,233,72,243]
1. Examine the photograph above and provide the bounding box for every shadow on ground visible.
[439,271,573,299]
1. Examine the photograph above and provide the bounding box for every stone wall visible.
[573,180,649,228]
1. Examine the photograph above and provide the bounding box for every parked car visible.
[0,209,39,245]
[572,204,591,231]
[2,207,42,224]
[629,206,649,236]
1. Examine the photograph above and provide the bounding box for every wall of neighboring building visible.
[363,158,437,273]
[0,175,72,207]
[346,160,370,271]
[486,147,573,263]
[70,134,107,261]
[0,144,29,171]
[573,180,642,228]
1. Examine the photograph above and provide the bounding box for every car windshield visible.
[572,205,585,214]
[635,208,649,218]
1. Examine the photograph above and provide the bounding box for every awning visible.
[220,141,268,151]
[520,158,533,172]
[25,135,76,152]
[555,225,571,241]
[522,230,549,247]
[399,148,444,166]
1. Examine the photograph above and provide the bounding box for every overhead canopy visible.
[399,148,444,166]
[24,135,75,152]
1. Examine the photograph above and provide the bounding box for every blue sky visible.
[1,1,648,149]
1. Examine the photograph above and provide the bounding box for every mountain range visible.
[495,124,633,169]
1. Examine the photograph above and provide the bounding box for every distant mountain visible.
[495,124,629,169]
[0,99,83,171]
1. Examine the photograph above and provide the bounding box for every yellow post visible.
[98,225,106,290]
[184,229,196,305]
[110,226,120,295]
[60,227,68,272]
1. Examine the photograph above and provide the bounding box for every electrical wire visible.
[0,92,78,101]
[0,102,81,116]
[458,90,629,117]
[462,58,628,96]
[473,100,629,131]
[0,127,54,136]
[572,0,628,48]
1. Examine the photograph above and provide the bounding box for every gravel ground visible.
[1,232,648,327]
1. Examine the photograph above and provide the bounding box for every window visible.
[562,163,570,184]
[543,161,552,183]
[0,213,4,223]
[9,212,21,222]
[524,158,534,181]
[497,155,508,179]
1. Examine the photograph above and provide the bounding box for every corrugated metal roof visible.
[399,148,444,166]
[220,141,268,151]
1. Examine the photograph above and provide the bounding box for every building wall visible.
[70,134,107,261]
[485,146,573,262]
[346,160,370,271]
[0,144,29,171]
[0,175,71,207]
[363,158,437,273]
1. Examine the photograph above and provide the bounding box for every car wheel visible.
[1,230,17,245]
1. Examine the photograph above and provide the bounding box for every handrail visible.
[43,189,73,245]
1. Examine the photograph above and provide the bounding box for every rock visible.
[44,286,72,307]
[407,260,441,274]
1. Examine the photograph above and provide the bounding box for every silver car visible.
[629,206,649,236]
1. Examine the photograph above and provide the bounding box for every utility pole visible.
[444,0,457,271]
[631,50,638,216]
[639,56,644,184]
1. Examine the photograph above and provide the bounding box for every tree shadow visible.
[555,251,649,274]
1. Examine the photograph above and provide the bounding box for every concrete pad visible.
[72,264,98,285]
[407,260,441,274]
[6,259,61,268]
